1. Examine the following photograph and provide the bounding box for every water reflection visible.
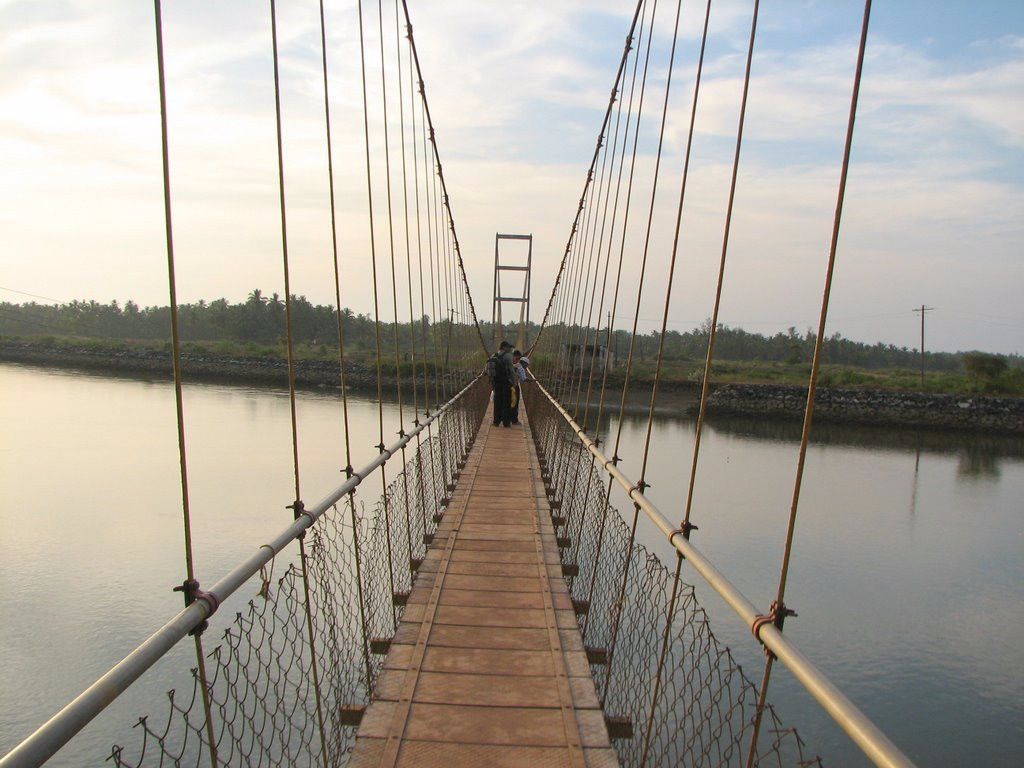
[578,401,1024,481]
[955,446,1003,480]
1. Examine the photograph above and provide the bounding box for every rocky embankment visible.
[706,383,1024,434]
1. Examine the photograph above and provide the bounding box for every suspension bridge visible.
[1,0,921,766]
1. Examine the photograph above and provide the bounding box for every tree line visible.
[551,320,1020,374]
[1,293,1018,375]
[0,291,464,358]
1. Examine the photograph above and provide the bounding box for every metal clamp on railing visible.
[172,579,220,636]
[668,521,698,542]
[752,600,797,659]
[288,499,314,539]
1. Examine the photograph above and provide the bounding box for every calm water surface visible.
[1,364,1022,766]
[597,408,1024,767]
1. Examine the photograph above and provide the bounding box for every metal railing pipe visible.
[531,378,915,768]
[1,377,484,768]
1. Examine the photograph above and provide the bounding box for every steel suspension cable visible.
[400,0,488,356]
[683,0,756,543]
[395,0,418,422]
[601,0,695,710]
[747,2,875,765]
[316,0,373,694]
[440,177,456,391]
[437,177,453,395]
[424,117,453,487]
[356,0,386,448]
[411,92,430,408]
[597,0,678,707]
[268,2,328,763]
[151,2,218,764]
[532,0,647,348]
[643,0,711,543]
[621,0,683,493]
[439,170,454,398]
[566,101,630,571]
[409,73,443,520]
[559,189,596,405]
[550,226,594,511]
[430,167,446,401]
[568,135,612,414]
[421,102,442,409]
[560,124,622,555]
[590,0,658,438]
[540,0,659,647]
[376,0,405,432]
[582,0,657,634]
[634,0,714,756]
[357,0,399,631]
[577,58,634,431]
[395,0,429,546]
[375,0,417,592]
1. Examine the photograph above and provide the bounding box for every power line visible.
[0,286,63,304]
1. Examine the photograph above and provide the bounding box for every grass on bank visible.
[5,334,1023,396]
[592,357,1023,396]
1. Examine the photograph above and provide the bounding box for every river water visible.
[1,363,1021,766]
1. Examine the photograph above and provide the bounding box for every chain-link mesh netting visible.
[525,387,823,768]
[108,378,490,767]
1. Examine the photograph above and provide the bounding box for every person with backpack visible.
[487,340,515,427]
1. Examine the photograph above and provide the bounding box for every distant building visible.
[559,342,614,372]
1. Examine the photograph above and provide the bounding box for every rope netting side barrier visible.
[526,387,820,768]
[523,0,911,765]
[107,379,490,768]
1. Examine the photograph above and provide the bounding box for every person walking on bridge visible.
[488,340,515,427]
[510,349,526,424]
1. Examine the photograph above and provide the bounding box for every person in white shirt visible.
[511,350,527,424]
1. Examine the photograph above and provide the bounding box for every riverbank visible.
[4,339,1022,434]
[0,338,383,388]
[705,382,1024,435]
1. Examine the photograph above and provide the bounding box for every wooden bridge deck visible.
[350,406,618,767]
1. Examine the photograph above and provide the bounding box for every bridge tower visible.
[491,233,532,352]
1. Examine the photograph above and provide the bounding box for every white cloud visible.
[0,0,1021,353]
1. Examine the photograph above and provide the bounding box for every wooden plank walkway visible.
[350,406,618,768]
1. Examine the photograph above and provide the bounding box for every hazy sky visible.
[1,0,1021,354]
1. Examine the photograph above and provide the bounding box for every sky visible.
[1,0,1021,355]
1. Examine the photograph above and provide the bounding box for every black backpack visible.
[485,353,500,379]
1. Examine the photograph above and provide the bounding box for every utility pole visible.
[913,305,933,388]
